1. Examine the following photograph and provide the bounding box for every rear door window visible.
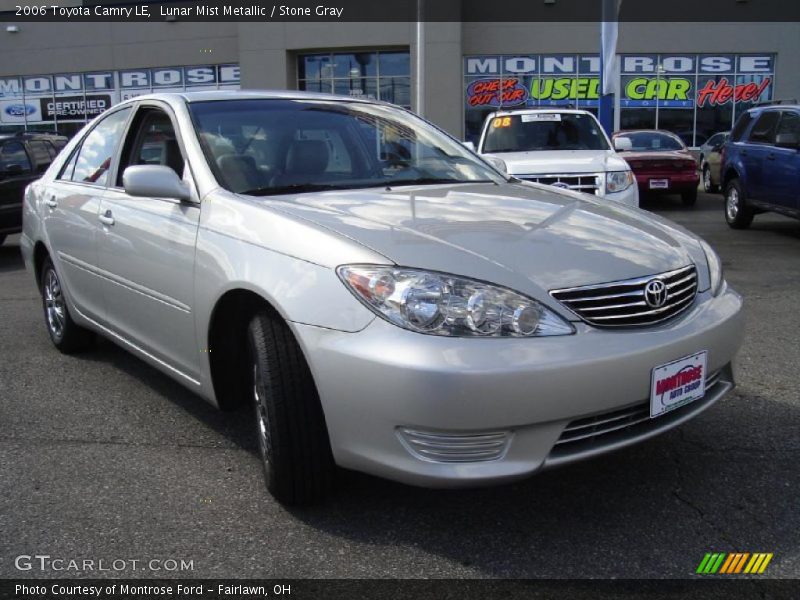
[70,107,132,186]
[776,110,800,138]
[0,141,32,173]
[27,140,53,172]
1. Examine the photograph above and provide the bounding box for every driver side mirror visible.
[123,165,191,201]
[462,141,476,152]
[614,137,633,152]
[775,132,800,149]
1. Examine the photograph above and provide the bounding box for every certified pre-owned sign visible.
[40,95,111,120]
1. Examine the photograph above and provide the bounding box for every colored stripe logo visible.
[696,552,773,574]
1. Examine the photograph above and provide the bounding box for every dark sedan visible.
[0,132,67,245]
[612,130,700,207]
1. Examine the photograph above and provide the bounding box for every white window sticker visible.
[521,113,561,122]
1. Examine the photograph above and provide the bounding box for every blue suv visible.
[721,104,800,229]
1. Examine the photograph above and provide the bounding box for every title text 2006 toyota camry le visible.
[21,91,743,505]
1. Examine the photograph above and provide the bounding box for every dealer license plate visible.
[649,179,669,189]
[650,351,707,418]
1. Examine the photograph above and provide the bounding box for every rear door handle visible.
[99,210,115,227]
[44,197,57,209]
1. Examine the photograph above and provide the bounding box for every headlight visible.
[606,170,634,194]
[700,240,724,296]
[337,265,575,337]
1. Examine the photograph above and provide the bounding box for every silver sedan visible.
[21,91,743,505]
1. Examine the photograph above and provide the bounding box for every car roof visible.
[486,107,593,118]
[117,89,387,106]
[748,104,800,114]
[614,129,682,136]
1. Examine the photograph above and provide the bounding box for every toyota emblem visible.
[644,279,668,308]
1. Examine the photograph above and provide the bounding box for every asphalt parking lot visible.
[1,190,798,580]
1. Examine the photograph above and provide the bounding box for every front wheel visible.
[40,256,94,353]
[247,310,335,505]
[724,179,754,229]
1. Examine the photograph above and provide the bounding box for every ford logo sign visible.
[4,103,36,117]
[551,182,571,189]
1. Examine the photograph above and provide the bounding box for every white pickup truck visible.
[476,108,639,207]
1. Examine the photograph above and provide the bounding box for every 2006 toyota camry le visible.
[21,91,743,505]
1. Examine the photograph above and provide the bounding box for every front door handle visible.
[766,153,776,161]
[44,197,57,209]
[99,210,115,227]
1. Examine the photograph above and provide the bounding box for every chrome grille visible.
[550,369,724,457]
[551,265,697,328]
[520,173,601,195]
[397,428,510,463]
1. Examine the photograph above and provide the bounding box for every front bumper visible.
[293,285,743,488]
[635,172,700,193]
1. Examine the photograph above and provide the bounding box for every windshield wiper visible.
[238,183,346,196]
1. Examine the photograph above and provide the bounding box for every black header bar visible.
[3,0,800,23]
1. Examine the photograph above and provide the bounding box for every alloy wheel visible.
[253,363,274,464]
[703,167,712,192]
[44,268,66,339]
[726,188,739,221]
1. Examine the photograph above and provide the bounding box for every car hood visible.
[260,182,709,304]
[480,150,630,176]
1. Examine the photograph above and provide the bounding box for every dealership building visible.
[1,16,799,146]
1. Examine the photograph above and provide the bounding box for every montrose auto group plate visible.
[650,351,707,418]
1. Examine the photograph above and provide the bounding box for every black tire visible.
[39,256,94,353]
[681,187,698,207]
[702,165,718,193]
[724,178,754,229]
[247,310,335,505]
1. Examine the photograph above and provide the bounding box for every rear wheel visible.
[702,165,717,193]
[247,310,335,505]
[724,179,754,229]
[40,257,94,353]
[681,188,698,207]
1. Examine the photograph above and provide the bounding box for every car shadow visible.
[0,238,24,274]
[71,337,257,453]
[639,192,719,213]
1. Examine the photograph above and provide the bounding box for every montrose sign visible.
[464,54,775,108]
[0,64,240,124]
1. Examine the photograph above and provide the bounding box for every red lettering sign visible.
[696,77,771,107]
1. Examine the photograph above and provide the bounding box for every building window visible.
[298,50,410,108]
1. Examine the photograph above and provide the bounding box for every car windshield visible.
[189,98,504,195]
[618,131,685,152]
[481,112,610,153]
